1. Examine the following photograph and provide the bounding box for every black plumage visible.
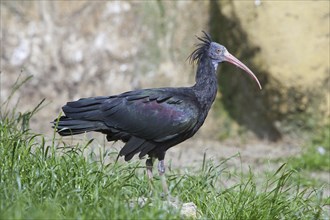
[56,88,200,161]
[53,32,261,194]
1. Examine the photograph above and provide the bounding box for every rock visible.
[129,197,198,218]
[180,202,198,218]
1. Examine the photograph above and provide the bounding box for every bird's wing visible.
[99,88,200,142]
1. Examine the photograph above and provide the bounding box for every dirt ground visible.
[83,133,302,171]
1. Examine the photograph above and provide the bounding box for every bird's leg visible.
[146,158,154,180]
[146,158,154,195]
[158,159,169,196]
[158,160,180,204]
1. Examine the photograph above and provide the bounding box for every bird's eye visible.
[217,49,221,53]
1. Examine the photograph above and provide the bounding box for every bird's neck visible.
[192,56,218,112]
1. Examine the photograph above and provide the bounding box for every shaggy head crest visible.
[188,31,212,64]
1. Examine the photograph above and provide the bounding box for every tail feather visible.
[62,97,108,120]
[63,104,101,113]
[53,95,158,160]
[65,96,109,108]
[53,96,111,136]
[53,116,106,136]
[63,109,102,120]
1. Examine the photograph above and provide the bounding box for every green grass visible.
[0,77,328,219]
[0,107,328,219]
[288,123,330,172]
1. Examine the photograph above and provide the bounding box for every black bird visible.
[53,32,261,194]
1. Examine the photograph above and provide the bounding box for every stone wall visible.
[1,1,329,141]
[210,0,329,140]
[1,1,208,134]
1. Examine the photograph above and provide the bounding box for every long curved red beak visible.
[223,51,262,90]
